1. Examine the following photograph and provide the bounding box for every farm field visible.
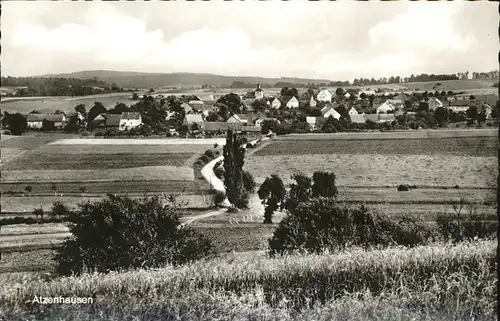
[0,92,137,114]
[1,180,206,197]
[1,193,211,213]
[1,165,194,183]
[246,153,496,187]
[275,128,498,141]
[257,137,497,157]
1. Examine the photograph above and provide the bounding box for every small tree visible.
[212,191,226,207]
[51,201,70,219]
[7,113,27,135]
[54,194,212,276]
[242,171,256,193]
[284,173,312,211]
[51,183,57,196]
[257,174,286,224]
[311,171,338,198]
[79,186,87,196]
[132,93,139,100]
[33,207,44,220]
[24,185,32,196]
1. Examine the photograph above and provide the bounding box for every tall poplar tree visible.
[223,130,249,208]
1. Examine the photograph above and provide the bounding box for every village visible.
[8,81,498,139]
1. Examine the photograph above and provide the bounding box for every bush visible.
[50,201,70,218]
[212,191,226,206]
[3,130,11,135]
[436,213,496,243]
[397,184,410,191]
[269,198,431,256]
[54,195,213,276]
[204,149,215,158]
[199,155,210,164]
[242,170,256,193]
[0,217,65,226]
[213,166,224,180]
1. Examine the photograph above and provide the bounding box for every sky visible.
[1,1,498,81]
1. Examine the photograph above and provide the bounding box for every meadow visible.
[1,137,220,214]
[1,193,210,213]
[0,93,136,114]
[256,136,498,157]
[246,153,496,187]
[0,240,495,320]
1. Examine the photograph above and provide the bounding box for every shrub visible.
[3,130,11,135]
[193,160,204,168]
[242,171,256,193]
[397,184,410,191]
[50,201,70,218]
[212,191,226,206]
[199,155,210,164]
[311,171,338,198]
[32,207,44,219]
[436,210,496,243]
[213,166,225,180]
[54,195,212,276]
[0,217,65,226]
[269,198,431,256]
[204,149,215,158]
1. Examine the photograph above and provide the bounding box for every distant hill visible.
[38,70,335,89]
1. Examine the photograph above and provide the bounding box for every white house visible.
[306,116,325,131]
[344,92,351,99]
[227,114,246,124]
[376,102,395,114]
[385,99,404,109]
[254,117,281,127]
[119,112,142,131]
[181,103,193,114]
[321,106,341,120]
[188,100,204,108]
[26,114,66,129]
[271,97,281,109]
[358,90,376,98]
[310,96,317,108]
[448,99,470,113]
[254,84,264,100]
[316,89,332,102]
[285,96,299,109]
[427,97,444,111]
[184,114,204,128]
[348,107,359,115]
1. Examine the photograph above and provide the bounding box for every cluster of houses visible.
[26,111,143,132]
[24,83,497,134]
[91,112,143,131]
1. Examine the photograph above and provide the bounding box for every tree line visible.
[1,77,131,97]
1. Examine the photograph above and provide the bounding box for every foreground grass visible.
[0,240,495,320]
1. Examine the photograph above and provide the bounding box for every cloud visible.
[2,1,497,79]
[368,3,476,60]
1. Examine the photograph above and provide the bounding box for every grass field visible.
[0,240,495,320]
[0,93,136,114]
[1,165,194,183]
[3,153,194,170]
[0,193,211,213]
[255,137,498,157]
[246,154,496,187]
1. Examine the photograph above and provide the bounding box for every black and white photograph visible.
[0,1,498,320]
